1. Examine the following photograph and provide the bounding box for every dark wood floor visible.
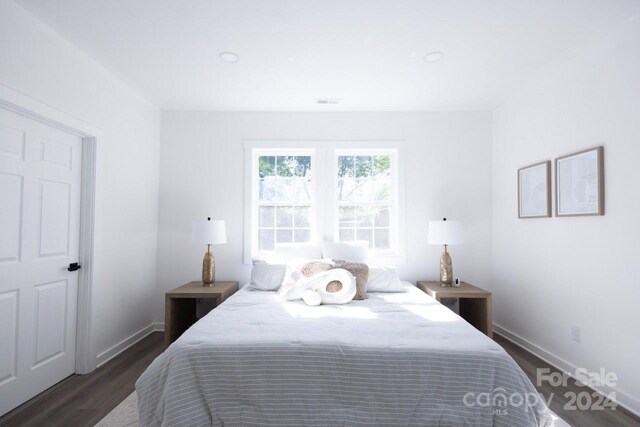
[0,332,164,427]
[494,335,639,427]
[1,331,638,427]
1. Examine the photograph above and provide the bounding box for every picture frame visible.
[518,160,552,218]
[555,146,604,217]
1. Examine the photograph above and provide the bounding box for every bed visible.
[136,283,553,426]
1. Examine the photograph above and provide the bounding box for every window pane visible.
[355,156,373,178]
[292,156,311,177]
[339,228,355,241]
[276,156,311,177]
[374,229,390,250]
[274,177,310,202]
[276,206,293,227]
[354,178,373,201]
[338,177,356,202]
[338,156,355,178]
[339,206,356,227]
[259,229,275,251]
[374,178,391,201]
[259,206,275,227]
[294,229,311,243]
[275,177,292,201]
[356,229,373,247]
[373,156,391,177]
[276,156,294,177]
[374,206,390,227]
[294,206,311,227]
[356,206,372,227]
[294,178,312,201]
[259,156,276,177]
[259,177,276,201]
[276,229,293,243]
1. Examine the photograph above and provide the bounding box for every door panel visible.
[0,108,81,416]
[0,290,19,386]
[38,180,71,257]
[40,138,73,170]
[0,124,25,159]
[33,280,68,367]
[0,173,23,263]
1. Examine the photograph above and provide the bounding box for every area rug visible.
[95,392,570,426]
[94,392,139,427]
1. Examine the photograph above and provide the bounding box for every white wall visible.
[0,1,161,365]
[157,111,493,320]
[492,15,640,414]
[9,1,637,413]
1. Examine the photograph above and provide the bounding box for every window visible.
[254,153,314,252]
[336,154,394,251]
[245,142,404,263]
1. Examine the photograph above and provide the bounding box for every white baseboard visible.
[153,322,165,332]
[494,323,640,418]
[95,324,157,367]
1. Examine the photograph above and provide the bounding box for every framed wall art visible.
[518,160,552,218]
[555,146,604,217]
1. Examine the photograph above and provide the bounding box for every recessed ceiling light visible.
[219,51,239,63]
[423,51,444,63]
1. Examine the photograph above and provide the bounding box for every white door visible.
[0,107,82,416]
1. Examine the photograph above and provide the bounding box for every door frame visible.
[0,84,99,374]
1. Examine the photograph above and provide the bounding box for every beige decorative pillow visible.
[300,261,333,278]
[332,260,368,300]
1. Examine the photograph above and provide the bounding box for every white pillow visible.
[248,259,286,291]
[321,241,368,262]
[367,264,405,292]
[273,243,322,261]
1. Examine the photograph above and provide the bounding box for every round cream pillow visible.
[305,268,356,305]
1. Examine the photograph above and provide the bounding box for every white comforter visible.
[137,284,552,426]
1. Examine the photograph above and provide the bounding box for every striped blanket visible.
[136,284,552,426]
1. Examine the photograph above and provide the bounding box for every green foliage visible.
[259,156,275,178]
[338,156,354,177]
[373,156,391,177]
[337,155,391,201]
[338,155,390,178]
[259,156,311,178]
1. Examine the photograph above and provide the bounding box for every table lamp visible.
[191,218,227,286]
[427,218,462,287]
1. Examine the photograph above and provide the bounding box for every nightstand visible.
[416,281,493,338]
[164,281,239,347]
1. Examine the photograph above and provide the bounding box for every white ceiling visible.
[17,0,640,111]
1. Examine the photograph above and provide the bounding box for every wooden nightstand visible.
[164,281,239,347]
[416,281,493,338]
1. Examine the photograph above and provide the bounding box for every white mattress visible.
[137,283,552,426]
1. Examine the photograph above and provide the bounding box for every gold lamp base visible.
[202,244,216,286]
[440,244,453,287]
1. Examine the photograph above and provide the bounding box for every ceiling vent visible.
[317,98,340,104]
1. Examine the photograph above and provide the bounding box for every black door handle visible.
[68,262,81,272]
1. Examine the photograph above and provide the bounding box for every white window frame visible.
[247,147,318,260]
[244,140,406,265]
[332,148,399,256]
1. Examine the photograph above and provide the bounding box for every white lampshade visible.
[427,219,462,245]
[191,219,227,245]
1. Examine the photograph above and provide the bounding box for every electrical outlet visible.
[571,325,582,343]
